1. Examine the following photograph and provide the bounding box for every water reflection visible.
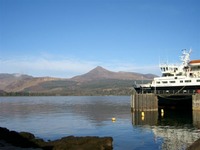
[152,126,200,150]
[157,108,193,126]
[0,96,200,150]
[132,109,200,128]
[131,109,200,150]
[70,97,130,126]
[131,110,158,126]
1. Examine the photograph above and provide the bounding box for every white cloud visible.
[0,57,97,78]
[104,62,160,75]
[0,56,160,78]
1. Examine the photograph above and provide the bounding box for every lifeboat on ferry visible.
[189,60,200,66]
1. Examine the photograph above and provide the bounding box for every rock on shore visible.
[0,127,113,150]
[187,138,200,150]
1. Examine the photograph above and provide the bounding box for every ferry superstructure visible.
[134,49,200,95]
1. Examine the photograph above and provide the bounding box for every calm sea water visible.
[0,96,200,150]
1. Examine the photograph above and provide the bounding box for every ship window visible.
[176,73,182,76]
[185,80,191,83]
[170,81,175,83]
[197,80,200,82]
[162,81,168,84]
[180,80,183,83]
[156,82,160,84]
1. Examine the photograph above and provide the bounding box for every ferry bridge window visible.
[162,81,168,83]
[185,80,191,83]
[156,82,160,84]
[197,80,200,82]
[170,81,175,83]
[180,80,183,83]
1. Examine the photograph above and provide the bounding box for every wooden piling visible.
[192,94,200,111]
[131,92,158,112]
[193,110,200,128]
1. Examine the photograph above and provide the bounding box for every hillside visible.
[0,73,59,92]
[0,66,156,96]
[71,66,155,82]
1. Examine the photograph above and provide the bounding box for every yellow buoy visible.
[161,109,164,117]
[141,112,145,121]
[141,111,145,117]
[112,117,116,122]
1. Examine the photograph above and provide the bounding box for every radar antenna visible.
[180,49,192,67]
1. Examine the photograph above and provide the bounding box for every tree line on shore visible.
[0,87,133,96]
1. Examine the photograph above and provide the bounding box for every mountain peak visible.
[71,66,114,82]
[70,66,156,82]
[90,66,111,73]
[94,66,105,70]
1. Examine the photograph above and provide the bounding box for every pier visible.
[131,90,200,111]
[131,92,200,150]
[131,92,158,111]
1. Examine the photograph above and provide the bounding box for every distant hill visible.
[0,73,59,92]
[71,66,156,82]
[0,66,157,95]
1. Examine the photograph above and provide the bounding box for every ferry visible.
[134,49,200,95]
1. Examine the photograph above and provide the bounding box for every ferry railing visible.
[134,87,196,96]
[154,89,195,96]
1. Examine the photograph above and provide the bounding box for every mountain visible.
[0,66,157,95]
[71,66,156,82]
[0,73,32,91]
[71,66,116,82]
[0,73,59,92]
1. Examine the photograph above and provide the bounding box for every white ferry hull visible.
[135,84,200,95]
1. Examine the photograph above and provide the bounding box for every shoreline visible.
[1,126,200,149]
[0,127,113,150]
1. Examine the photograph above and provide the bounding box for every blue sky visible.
[0,0,200,78]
